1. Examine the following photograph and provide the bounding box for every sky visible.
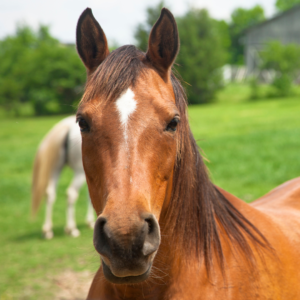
[0,0,276,45]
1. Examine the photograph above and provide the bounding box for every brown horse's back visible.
[251,177,300,245]
[252,177,300,211]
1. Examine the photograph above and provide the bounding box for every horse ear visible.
[146,8,179,80]
[76,8,110,75]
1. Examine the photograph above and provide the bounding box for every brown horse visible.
[75,8,300,300]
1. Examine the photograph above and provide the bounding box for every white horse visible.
[31,116,95,239]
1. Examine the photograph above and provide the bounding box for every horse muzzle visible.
[93,213,161,284]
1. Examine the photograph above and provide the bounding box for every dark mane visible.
[168,73,270,274]
[81,45,270,274]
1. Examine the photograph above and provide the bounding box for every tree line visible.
[0,26,86,116]
[0,0,298,115]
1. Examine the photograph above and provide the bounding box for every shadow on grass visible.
[11,223,92,243]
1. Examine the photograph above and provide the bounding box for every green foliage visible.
[134,1,165,52]
[260,41,300,74]
[0,25,86,116]
[176,9,227,104]
[259,41,300,97]
[229,5,265,64]
[270,74,293,97]
[214,20,231,60]
[276,0,300,11]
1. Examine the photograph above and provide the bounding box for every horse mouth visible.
[102,260,152,284]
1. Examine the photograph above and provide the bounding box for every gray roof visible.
[244,4,300,33]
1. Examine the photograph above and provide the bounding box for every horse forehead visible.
[137,68,175,102]
[113,84,174,125]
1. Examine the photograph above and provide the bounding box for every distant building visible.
[244,5,300,74]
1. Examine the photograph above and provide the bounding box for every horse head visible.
[76,8,180,284]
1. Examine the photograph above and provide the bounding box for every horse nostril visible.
[97,216,107,235]
[142,214,161,256]
[145,217,154,234]
[99,216,106,226]
[93,216,110,256]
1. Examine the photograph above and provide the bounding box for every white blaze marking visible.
[115,88,137,142]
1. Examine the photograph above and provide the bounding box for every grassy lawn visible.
[0,116,98,299]
[190,96,300,201]
[1,85,300,298]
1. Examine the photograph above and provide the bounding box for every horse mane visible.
[167,73,270,274]
[80,45,270,275]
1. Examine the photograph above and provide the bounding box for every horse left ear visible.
[76,8,110,75]
[146,8,179,81]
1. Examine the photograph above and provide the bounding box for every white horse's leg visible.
[86,193,95,229]
[65,171,86,237]
[42,172,60,239]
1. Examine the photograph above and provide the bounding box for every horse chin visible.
[102,260,152,284]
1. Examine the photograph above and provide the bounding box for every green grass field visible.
[1,85,300,299]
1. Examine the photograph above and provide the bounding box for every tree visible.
[0,25,36,115]
[229,5,265,64]
[176,9,227,104]
[134,1,165,52]
[214,20,231,63]
[259,41,300,96]
[0,25,86,116]
[276,0,300,11]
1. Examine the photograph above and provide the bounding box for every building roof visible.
[244,4,300,33]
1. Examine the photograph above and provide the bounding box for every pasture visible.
[1,85,300,299]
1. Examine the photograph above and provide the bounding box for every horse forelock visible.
[80,45,145,105]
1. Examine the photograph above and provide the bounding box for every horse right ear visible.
[146,8,179,81]
[76,8,110,75]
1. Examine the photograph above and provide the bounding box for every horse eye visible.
[77,118,90,132]
[166,118,179,132]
